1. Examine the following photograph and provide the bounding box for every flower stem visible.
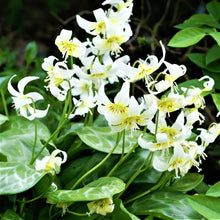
[67,210,88,217]
[107,142,139,177]
[71,132,121,190]
[30,98,37,163]
[124,171,172,204]
[1,90,9,117]
[116,151,154,199]
[29,118,67,165]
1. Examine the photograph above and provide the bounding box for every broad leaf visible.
[2,209,23,220]
[174,14,220,29]
[0,117,51,163]
[187,194,220,219]
[211,94,220,112]
[46,177,125,203]
[168,27,206,47]
[0,162,46,195]
[25,41,38,65]
[209,32,220,46]
[206,181,220,197]
[167,173,204,192]
[0,114,8,125]
[187,53,206,69]
[127,191,202,219]
[206,44,220,65]
[75,126,151,154]
[207,0,220,22]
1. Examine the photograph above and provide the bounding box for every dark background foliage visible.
[0,0,219,184]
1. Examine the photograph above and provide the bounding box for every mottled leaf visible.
[75,126,152,154]
[46,177,125,203]
[0,162,46,195]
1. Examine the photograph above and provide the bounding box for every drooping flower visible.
[93,20,132,56]
[128,41,166,83]
[55,29,86,61]
[69,89,97,118]
[8,75,49,120]
[35,149,67,174]
[87,198,114,216]
[182,76,214,109]
[43,59,75,101]
[153,61,186,93]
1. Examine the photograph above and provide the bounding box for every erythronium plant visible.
[1,0,220,219]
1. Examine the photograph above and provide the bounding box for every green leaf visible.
[127,191,202,219]
[174,14,220,29]
[187,194,220,219]
[167,173,204,192]
[212,94,220,112]
[25,41,38,65]
[207,0,220,22]
[0,162,46,195]
[2,209,23,220]
[187,53,206,68]
[209,32,220,46]
[46,177,125,203]
[99,199,140,220]
[206,180,220,197]
[0,114,8,125]
[0,75,11,91]
[0,117,51,163]
[168,27,206,47]
[206,44,220,65]
[75,126,151,154]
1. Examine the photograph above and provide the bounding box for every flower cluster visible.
[6,1,220,217]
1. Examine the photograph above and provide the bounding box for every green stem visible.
[107,142,139,177]
[116,152,154,199]
[30,97,37,163]
[154,110,159,141]
[71,132,121,190]
[1,90,9,117]
[70,56,74,69]
[66,210,88,217]
[29,118,66,165]
[121,130,126,159]
[54,80,72,140]
[124,171,172,204]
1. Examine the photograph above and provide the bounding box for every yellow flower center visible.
[107,103,128,114]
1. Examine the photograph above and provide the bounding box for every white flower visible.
[35,149,67,174]
[109,96,155,132]
[87,198,114,216]
[55,29,86,61]
[76,8,108,36]
[129,41,166,83]
[182,76,214,109]
[97,81,130,122]
[93,20,132,56]
[69,89,97,118]
[8,75,49,120]
[43,60,75,101]
[157,92,186,115]
[153,62,186,93]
